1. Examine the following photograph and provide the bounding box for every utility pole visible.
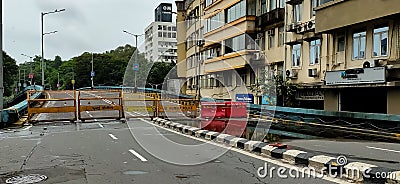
[0,1,4,110]
[91,53,94,88]
[122,30,143,88]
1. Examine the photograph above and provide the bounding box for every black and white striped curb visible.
[152,117,400,183]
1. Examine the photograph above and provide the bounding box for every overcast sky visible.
[3,0,176,64]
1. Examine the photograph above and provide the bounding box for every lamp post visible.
[0,2,3,110]
[21,54,34,86]
[123,30,144,88]
[41,8,65,88]
[91,53,94,88]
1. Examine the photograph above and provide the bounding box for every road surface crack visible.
[20,140,41,170]
[228,152,267,184]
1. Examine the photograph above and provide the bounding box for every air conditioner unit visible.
[363,60,379,68]
[197,39,205,46]
[286,69,298,79]
[296,23,304,34]
[287,23,297,32]
[308,68,319,77]
[305,20,315,31]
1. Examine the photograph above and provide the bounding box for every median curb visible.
[151,118,400,183]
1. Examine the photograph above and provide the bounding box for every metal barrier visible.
[78,90,124,121]
[27,90,77,123]
[124,91,198,119]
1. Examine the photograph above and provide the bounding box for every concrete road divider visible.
[309,155,337,173]
[343,162,377,182]
[205,132,220,140]
[216,134,231,143]
[228,137,247,147]
[282,150,307,165]
[195,130,209,138]
[261,145,277,157]
[244,141,261,151]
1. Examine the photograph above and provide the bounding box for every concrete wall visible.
[387,88,400,115]
[324,90,338,111]
[315,0,400,33]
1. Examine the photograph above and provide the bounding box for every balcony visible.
[256,8,285,29]
[315,0,400,33]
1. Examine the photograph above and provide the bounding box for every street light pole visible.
[91,53,94,88]
[0,1,3,110]
[123,30,143,88]
[41,9,65,88]
[21,54,34,86]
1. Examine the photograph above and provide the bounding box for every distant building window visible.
[268,29,275,49]
[223,70,233,86]
[293,3,302,23]
[337,34,345,52]
[353,31,366,60]
[168,32,172,38]
[163,25,167,30]
[172,26,176,31]
[226,0,246,23]
[172,33,176,38]
[205,12,223,33]
[168,26,172,31]
[261,0,267,14]
[278,26,284,47]
[163,32,168,38]
[158,32,162,37]
[269,0,276,11]
[310,39,321,65]
[292,44,301,67]
[158,25,162,30]
[225,34,246,54]
[373,26,389,57]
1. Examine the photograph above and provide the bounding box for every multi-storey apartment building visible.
[314,0,400,114]
[144,3,178,63]
[176,0,400,115]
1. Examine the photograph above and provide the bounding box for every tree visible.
[250,69,299,107]
[146,62,177,88]
[2,51,18,97]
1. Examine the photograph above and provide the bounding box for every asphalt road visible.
[0,91,347,183]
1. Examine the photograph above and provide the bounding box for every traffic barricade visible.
[27,90,77,123]
[224,120,247,137]
[225,102,247,118]
[78,90,124,121]
[201,119,226,133]
[200,102,225,119]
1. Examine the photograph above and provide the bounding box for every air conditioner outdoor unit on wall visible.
[308,68,319,77]
[363,60,379,68]
[286,69,298,79]
[296,23,304,34]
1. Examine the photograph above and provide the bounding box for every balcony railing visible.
[256,8,285,29]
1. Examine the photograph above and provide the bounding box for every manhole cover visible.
[6,174,47,184]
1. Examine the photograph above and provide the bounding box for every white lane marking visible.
[86,111,90,114]
[366,146,400,153]
[22,125,33,130]
[88,114,93,118]
[135,119,350,184]
[108,133,118,140]
[98,123,104,128]
[129,149,148,162]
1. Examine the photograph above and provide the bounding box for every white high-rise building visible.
[144,3,177,63]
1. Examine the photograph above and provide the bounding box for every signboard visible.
[235,94,254,103]
[133,64,139,71]
[91,71,95,77]
[262,95,277,105]
[29,73,34,79]
[296,90,324,100]
[325,67,386,86]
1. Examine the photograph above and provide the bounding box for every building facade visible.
[176,0,400,115]
[144,3,178,63]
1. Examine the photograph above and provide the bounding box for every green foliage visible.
[250,69,299,107]
[146,62,177,87]
[2,51,18,97]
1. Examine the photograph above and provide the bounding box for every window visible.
[172,33,176,38]
[163,32,167,37]
[278,26,284,47]
[257,33,265,50]
[292,44,301,67]
[353,31,366,60]
[311,0,318,16]
[247,0,256,16]
[268,29,275,49]
[206,0,217,7]
[158,32,162,37]
[279,0,284,8]
[225,34,246,54]
[293,3,302,23]
[223,71,233,86]
[163,25,167,30]
[205,12,223,33]
[172,26,176,31]
[269,0,276,11]
[236,73,246,86]
[337,34,345,52]
[261,0,267,14]
[168,33,172,38]
[225,0,246,23]
[319,0,333,4]
[250,70,256,85]
[373,26,389,57]
[158,25,162,30]
[310,39,321,65]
